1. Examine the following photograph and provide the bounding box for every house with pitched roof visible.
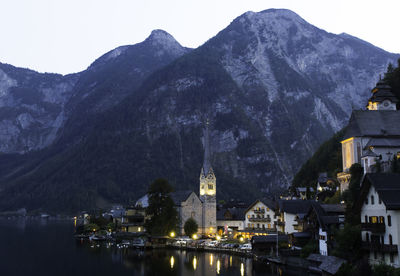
[277,200,312,234]
[355,173,400,267]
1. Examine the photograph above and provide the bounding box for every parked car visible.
[239,243,252,251]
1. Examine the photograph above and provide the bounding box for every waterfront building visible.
[216,206,246,237]
[244,199,276,231]
[356,173,400,267]
[121,206,146,233]
[277,200,312,234]
[337,81,400,192]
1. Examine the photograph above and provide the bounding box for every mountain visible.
[0,63,79,153]
[0,30,190,154]
[0,9,398,213]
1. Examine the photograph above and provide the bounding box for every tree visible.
[342,163,363,224]
[332,223,362,262]
[144,178,178,235]
[184,217,198,237]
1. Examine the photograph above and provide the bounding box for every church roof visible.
[365,137,400,148]
[368,80,398,104]
[343,110,400,140]
[170,190,195,205]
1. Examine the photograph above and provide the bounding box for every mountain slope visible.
[0,63,78,153]
[0,9,399,212]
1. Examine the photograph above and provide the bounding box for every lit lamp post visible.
[169,231,176,238]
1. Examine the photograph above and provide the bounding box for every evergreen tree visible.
[144,178,178,235]
[184,217,198,237]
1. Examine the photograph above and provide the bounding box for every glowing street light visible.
[170,231,176,238]
[192,234,198,240]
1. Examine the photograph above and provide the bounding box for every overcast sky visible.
[1,0,399,75]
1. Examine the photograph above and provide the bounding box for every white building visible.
[277,200,312,234]
[357,173,400,267]
[338,80,400,192]
[244,199,276,231]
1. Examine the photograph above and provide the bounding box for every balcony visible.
[253,209,265,214]
[249,217,271,222]
[361,223,385,233]
[293,224,302,231]
[362,242,398,253]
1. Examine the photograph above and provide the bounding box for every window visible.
[389,235,393,245]
[366,233,369,242]
[247,223,250,228]
[365,197,368,205]
[357,142,361,162]
[267,208,270,211]
[371,216,378,224]
[379,196,382,204]
[267,224,271,229]
[388,215,392,227]
[191,211,195,218]
[257,223,260,228]
[262,224,265,229]
[371,195,375,205]
[365,215,368,223]
[208,184,213,190]
[320,235,326,240]
[247,215,250,219]
[379,216,384,224]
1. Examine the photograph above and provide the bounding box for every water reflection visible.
[0,218,311,276]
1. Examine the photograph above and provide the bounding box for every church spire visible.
[202,119,212,175]
[200,119,216,197]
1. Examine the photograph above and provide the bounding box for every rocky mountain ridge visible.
[0,9,398,212]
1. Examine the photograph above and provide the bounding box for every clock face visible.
[383,100,390,107]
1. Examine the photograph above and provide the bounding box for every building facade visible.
[357,173,400,267]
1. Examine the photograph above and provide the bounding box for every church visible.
[136,122,217,236]
[172,122,217,236]
[337,80,400,191]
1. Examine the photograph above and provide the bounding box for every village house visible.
[337,81,400,192]
[216,206,246,237]
[277,200,312,234]
[356,173,400,267]
[304,203,345,256]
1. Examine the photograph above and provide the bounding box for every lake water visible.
[0,218,298,276]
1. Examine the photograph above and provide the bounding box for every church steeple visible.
[367,80,398,110]
[200,119,216,197]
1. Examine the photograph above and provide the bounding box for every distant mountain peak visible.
[144,29,187,57]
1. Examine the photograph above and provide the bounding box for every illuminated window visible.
[208,184,213,190]
[371,216,378,224]
[379,216,384,224]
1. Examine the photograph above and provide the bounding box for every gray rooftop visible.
[170,190,194,205]
[343,110,400,140]
[278,200,312,215]
[307,254,346,275]
[365,137,400,148]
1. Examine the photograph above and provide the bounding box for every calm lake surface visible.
[0,218,302,276]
